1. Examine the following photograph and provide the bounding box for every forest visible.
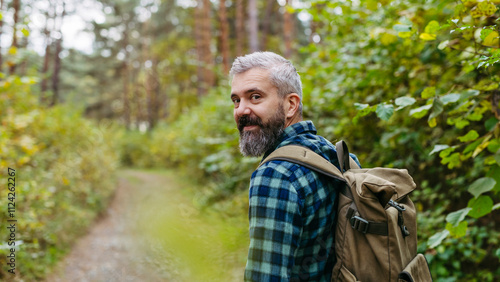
[0,0,499,281]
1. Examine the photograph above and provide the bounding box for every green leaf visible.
[487,139,500,153]
[428,230,450,248]
[441,93,460,105]
[354,103,369,110]
[409,104,432,119]
[376,103,394,121]
[468,177,496,198]
[480,28,493,40]
[466,112,483,121]
[467,195,493,218]
[455,119,470,129]
[459,89,480,101]
[472,134,492,158]
[421,87,436,99]
[446,208,472,226]
[393,24,412,32]
[485,117,498,131]
[446,221,468,238]
[430,144,450,155]
[463,139,482,155]
[424,20,440,34]
[496,248,500,259]
[21,28,30,37]
[458,130,479,142]
[493,203,500,211]
[428,97,444,120]
[442,152,461,169]
[395,96,416,110]
[496,151,500,166]
[354,103,376,117]
[353,103,376,124]
[439,146,456,158]
[487,165,500,193]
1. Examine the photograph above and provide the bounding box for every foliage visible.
[0,73,119,280]
[297,0,500,279]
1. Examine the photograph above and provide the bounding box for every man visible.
[230,52,359,281]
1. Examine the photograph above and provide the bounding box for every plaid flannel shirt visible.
[244,120,359,281]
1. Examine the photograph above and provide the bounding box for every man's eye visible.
[232,98,240,105]
[251,94,261,100]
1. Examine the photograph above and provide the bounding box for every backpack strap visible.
[259,145,346,183]
[335,140,361,172]
[260,143,389,236]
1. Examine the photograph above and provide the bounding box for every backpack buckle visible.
[350,216,370,234]
[388,199,406,211]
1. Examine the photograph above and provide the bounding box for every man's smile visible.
[243,125,260,131]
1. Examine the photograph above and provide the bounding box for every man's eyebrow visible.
[231,87,263,98]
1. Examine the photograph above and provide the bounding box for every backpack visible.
[260,140,432,282]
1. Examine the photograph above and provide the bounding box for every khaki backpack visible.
[260,140,432,281]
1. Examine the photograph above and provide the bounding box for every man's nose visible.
[235,100,252,117]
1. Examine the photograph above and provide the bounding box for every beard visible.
[237,106,286,157]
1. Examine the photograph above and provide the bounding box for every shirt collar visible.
[262,120,317,160]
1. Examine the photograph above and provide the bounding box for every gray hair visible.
[230,51,303,114]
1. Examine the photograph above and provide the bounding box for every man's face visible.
[230,68,286,157]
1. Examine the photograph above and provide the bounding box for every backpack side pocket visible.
[398,254,432,282]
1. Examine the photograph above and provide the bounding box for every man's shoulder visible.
[278,133,339,165]
[252,158,306,179]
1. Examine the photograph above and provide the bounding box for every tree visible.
[218,0,230,74]
[283,0,293,57]
[9,0,20,75]
[195,0,215,97]
[0,0,4,72]
[261,0,277,50]
[247,0,259,52]
[50,0,66,106]
[235,0,245,56]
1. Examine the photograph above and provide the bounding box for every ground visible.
[46,169,247,282]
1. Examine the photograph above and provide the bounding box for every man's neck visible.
[284,115,302,128]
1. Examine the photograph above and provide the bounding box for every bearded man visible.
[230,52,359,281]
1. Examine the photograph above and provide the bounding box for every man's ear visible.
[285,93,301,118]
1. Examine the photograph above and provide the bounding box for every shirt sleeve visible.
[244,163,304,281]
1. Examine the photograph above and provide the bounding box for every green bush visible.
[0,74,119,280]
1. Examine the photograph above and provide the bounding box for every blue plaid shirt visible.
[244,121,359,281]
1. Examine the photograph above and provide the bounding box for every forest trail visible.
[46,169,247,282]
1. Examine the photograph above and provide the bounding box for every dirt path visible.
[46,170,186,282]
[46,169,247,282]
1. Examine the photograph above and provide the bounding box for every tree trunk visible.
[235,0,245,56]
[50,1,66,106]
[195,0,214,97]
[247,0,259,52]
[40,19,52,104]
[122,26,131,130]
[201,0,214,89]
[195,0,204,96]
[261,0,276,50]
[9,0,20,75]
[283,0,293,58]
[218,0,230,74]
[146,58,160,130]
[0,0,4,73]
